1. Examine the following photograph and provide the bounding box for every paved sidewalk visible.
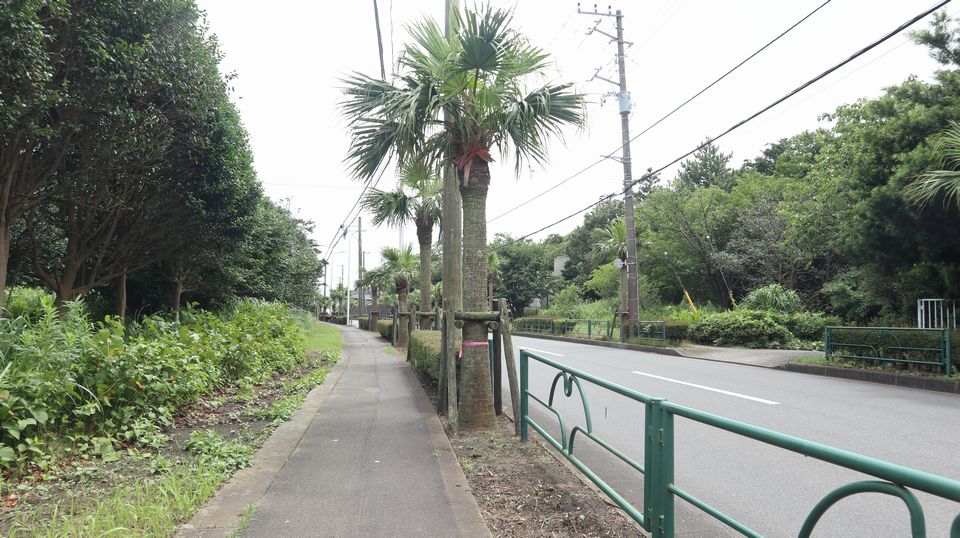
[676,343,810,368]
[183,325,489,538]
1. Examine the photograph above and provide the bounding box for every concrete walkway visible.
[676,343,810,368]
[183,325,488,538]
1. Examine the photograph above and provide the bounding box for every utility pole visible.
[357,217,364,316]
[440,0,462,427]
[372,0,387,79]
[579,4,639,338]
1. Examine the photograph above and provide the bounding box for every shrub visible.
[689,310,793,349]
[740,284,803,313]
[665,319,689,342]
[409,330,441,382]
[358,316,369,330]
[377,319,393,341]
[777,311,841,341]
[2,287,54,322]
[0,297,307,469]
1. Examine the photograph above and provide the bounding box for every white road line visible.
[631,371,781,405]
[520,347,565,357]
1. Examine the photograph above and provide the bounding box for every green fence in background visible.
[825,326,953,375]
[514,318,613,339]
[519,349,960,537]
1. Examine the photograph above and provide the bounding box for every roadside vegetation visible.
[0,292,341,536]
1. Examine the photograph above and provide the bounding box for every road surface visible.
[507,335,960,537]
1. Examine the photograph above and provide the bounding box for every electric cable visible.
[492,0,950,250]
[487,0,833,224]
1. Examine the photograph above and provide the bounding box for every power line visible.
[487,0,832,224]
[493,0,950,250]
[322,164,389,261]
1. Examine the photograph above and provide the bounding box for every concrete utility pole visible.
[440,0,462,425]
[579,4,639,338]
[372,0,387,80]
[357,217,364,316]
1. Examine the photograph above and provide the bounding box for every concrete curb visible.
[176,338,353,538]
[512,331,780,369]
[780,362,960,395]
[398,357,492,538]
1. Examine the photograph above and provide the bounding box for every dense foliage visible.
[0,289,308,469]
[0,1,322,315]
[491,14,960,332]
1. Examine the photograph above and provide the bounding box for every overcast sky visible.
[195,0,949,289]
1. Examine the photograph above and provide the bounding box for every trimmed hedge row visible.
[358,316,369,330]
[377,319,393,341]
[409,330,441,382]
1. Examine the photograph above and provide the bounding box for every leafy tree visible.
[491,235,552,318]
[561,199,622,285]
[341,5,584,429]
[675,140,734,191]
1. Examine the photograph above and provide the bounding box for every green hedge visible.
[377,319,393,341]
[665,319,688,342]
[358,316,369,330]
[410,330,441,382]
[689,310,793,348]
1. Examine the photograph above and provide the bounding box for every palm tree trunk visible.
[417,222,433,329]
[398,286,410,347]
[370,287,380,331]
[619,265,628,342]
[458,158,495,430]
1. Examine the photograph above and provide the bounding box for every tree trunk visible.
[397,286,410,348]
[369,287,380,331]
[457,158,495,430]
[417,222,433,328]
[115,268,127,320]
[0,221,10,313]
[172,279,183,322]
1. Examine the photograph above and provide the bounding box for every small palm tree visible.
[592,219,635,341]
[342,5,584,429]
[907,121,960,208]
[380,245,418,347]
[362,161,441,326]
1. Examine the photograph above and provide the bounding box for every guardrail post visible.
[520,350,529,442]
[588,320,593,339]
[944,328,953,377]
[824,326,832,360]
[645,398,675,538]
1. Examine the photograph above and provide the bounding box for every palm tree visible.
[907,121,960,208]
[362,161,441,327]
[341,5,584,429]
[593,219,636,341]
[330,285,347,319]
[380,246,418,347]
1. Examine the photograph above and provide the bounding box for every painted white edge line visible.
[631,371,781,405]
[520,347,565,357]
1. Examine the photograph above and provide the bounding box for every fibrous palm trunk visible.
[458,158,495,430]
[416,221,433,329]
[370,287,380,331]
[397,285,410,347]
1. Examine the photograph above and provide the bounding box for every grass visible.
[7,462,225,537]
[795,355,960,380]
[305,320,343,354]
[228,503,258,538]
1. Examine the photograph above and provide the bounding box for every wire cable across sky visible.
[492,0,951,251]
[486,0,834,224]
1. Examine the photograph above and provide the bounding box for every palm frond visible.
[907,121,960,208]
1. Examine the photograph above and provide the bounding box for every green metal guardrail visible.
[519,349,960,537]
[825,326,953,376]
[514,318,613,339]
[636,320,667,343]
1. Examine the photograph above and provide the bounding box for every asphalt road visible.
[507,335,960,537]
